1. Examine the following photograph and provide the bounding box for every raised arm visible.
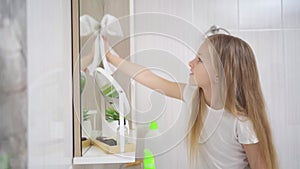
[103,37,185,100]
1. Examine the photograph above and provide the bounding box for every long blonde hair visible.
[188,34,278,169]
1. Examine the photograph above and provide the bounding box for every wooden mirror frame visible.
[71,0,81,157]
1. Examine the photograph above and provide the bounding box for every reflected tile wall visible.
[0,0,27,169]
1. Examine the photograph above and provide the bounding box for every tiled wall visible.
[134,0,300,168]
[214,1,299,168]
[133,1,196,169]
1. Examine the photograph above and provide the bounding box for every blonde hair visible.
[188,34,278,169]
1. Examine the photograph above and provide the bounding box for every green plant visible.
[105,105,120,122]
[82,109,90,121]
[80,71,86,94]
[100,83,119,98]
[0,153,12,169]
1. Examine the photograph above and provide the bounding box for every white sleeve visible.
[236,118,259,144]
[182,84,198,103]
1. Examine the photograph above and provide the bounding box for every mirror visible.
[92,68,132,153]
[72,0,135,160]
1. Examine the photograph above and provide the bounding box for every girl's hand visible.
[102,35,107,41]
[102,35,108,51]
[102,35,111,61]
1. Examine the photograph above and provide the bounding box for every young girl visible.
[103,34,278,169]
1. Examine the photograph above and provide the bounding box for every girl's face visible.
[188,42,211,88]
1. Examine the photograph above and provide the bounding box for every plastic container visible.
[144,121,161,154]
[143,149,156,169]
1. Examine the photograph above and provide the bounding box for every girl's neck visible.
[202,86,224,110]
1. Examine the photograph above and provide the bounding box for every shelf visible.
[73,145,136,164]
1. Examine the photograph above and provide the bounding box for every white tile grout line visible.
[281,0,284,29]
[238,28,300,32]
[237,0,240,32]
[281,0,288,126]
[191,0,194,25]
[238,28,281,32]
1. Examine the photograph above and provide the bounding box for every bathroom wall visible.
[21,0,300,168]
[0,0,27,168]
[133,0,300,168]
[133,1,195,169]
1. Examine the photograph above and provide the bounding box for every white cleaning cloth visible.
[80,14,123,75]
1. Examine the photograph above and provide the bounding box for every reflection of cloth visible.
[80,14,123,75]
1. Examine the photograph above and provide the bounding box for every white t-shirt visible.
[183,85,258,169]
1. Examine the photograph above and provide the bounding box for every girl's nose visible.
[189,59,194,68]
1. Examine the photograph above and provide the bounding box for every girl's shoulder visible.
[233,114,259,144]
[221,110,258,144]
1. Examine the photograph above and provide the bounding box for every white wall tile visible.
[239,0,281,29]
[134,0,193,21]
[286,125,300,169]
[133,11,207,75]
[193,0,238,33]
[133,2,194,167]
[284,30,300,126]
[132,46,191,168]
[283,0,300,28]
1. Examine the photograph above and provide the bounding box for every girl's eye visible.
[197,57,202,62]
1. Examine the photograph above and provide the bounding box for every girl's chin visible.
[189,76,197,85]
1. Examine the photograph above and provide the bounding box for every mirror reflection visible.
[78,0,133,156]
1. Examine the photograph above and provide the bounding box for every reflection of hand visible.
[102,35,112,61]
[102,35,108,50]
[102,35,107,41]
[81,40,95,71]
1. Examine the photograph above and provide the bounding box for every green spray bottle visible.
[143,149,156,169]
[143,121,160,169]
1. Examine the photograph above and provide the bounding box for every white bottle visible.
[116,119,129,145]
